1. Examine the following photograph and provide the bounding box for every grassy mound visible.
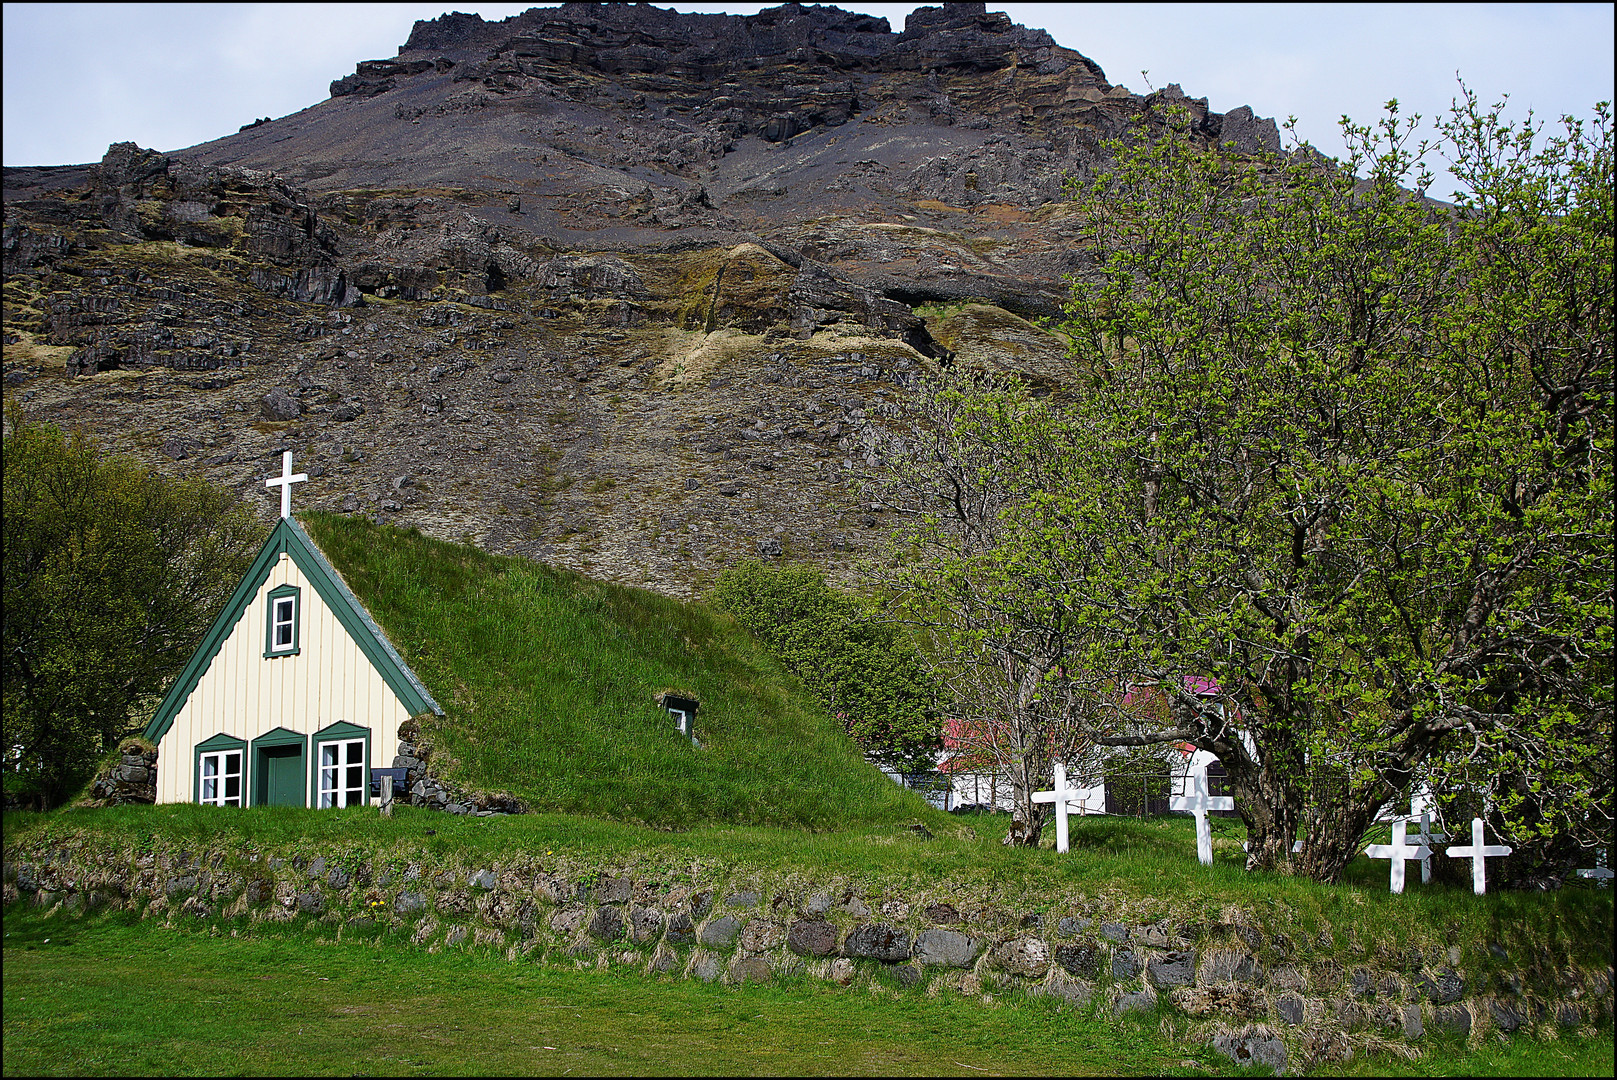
[299,512,926,830]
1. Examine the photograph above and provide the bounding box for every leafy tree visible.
[2,413,259,807]
[709,560,939,771]
[878,90,1612,877]
[872,385,1113,844]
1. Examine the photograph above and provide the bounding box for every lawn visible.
[4,906,1612,1077]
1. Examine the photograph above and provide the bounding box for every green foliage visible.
[1,411,257,808]
[883,90,1613,879]
[709,560,940,770]
[298,513,927,829]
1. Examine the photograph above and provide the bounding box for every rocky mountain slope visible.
[3,2,1278,596]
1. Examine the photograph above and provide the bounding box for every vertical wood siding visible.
[155,552,412,804]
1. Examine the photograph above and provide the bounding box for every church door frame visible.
[251,727,308,807]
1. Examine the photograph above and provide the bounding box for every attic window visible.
[265,584,301,657]
[656,692,700,742]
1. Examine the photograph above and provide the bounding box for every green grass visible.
[4,906,1610,1077]
[297,511,926,830]
[0,905,1203,1077]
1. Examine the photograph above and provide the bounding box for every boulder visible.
[1211,1027,1287,1072]
[260,389,301,421]
[1147,950,1197,989]
[699,914,742,947]
[843,923,911,962]
[588,905,624,941]
[1055,941,1101,978]
[787,918,839,957]
[988,937,1050,978]
[914,928,981,968]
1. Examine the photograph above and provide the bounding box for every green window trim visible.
[250,727,308,807]
[264,583,301,658]
[194,733,248,807]
[311,721,371,808]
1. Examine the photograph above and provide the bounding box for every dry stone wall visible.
[4,837,1610,1074]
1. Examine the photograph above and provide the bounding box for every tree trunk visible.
[1230,762,1303,873]
[1002,758,1045,847]
[1299,773,1399,883]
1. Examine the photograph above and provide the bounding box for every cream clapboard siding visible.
[155,551,412,804]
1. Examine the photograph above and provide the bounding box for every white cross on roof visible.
[266,451,308,519]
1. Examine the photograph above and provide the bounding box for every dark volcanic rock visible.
[2,2,1283,602]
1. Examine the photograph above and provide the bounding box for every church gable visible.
[144,508,441,806]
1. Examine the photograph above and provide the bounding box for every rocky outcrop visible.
[78,740,158,806]
[392,719,524,816]
[2,3,1283,600]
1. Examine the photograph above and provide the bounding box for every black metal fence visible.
[1097,760,1245,818]
[1101,763,1171,817]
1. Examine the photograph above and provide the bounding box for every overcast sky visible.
[5,2,1612,190]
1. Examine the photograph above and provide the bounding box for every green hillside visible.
[300,512,928,829]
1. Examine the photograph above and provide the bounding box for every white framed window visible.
[319,738,366,808]
[200,750,244,807]
[265,584,301,657]
[272,598,294,647]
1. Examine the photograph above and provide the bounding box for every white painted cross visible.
[266,450,308,519]
[1405,807,1448,885]
[1575,861,1613,886]
[1366,818,1431,894]
[1171,766,1234,866]
[1445,817,1512,895]
[1574,848,1612,885]
[1031,761,1084,854]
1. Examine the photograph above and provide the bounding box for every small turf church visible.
[142,453,441,807]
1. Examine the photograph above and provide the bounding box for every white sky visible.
[4,2,1612,190]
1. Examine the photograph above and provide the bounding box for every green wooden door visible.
[262,746,304,806]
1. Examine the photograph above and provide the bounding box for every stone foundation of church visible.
[5,836,1611,1073]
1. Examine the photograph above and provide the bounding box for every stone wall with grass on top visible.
[3,837,1610,1075]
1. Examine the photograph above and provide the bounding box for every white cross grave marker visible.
[1366,818,1431,894]
[1574,849,1612,886]
[1170,766,1234,866]
[266,451,308,519]
[1445,817,1513,896]
[1406,806,1448,885]
[1032,761,1083,854]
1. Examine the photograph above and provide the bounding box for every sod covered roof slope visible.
[299,511,925,829]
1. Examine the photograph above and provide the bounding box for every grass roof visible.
[299,511,928,830]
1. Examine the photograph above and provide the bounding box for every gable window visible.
[265,584,301,657]
[194,734,248,807]
[318,738,366,808]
